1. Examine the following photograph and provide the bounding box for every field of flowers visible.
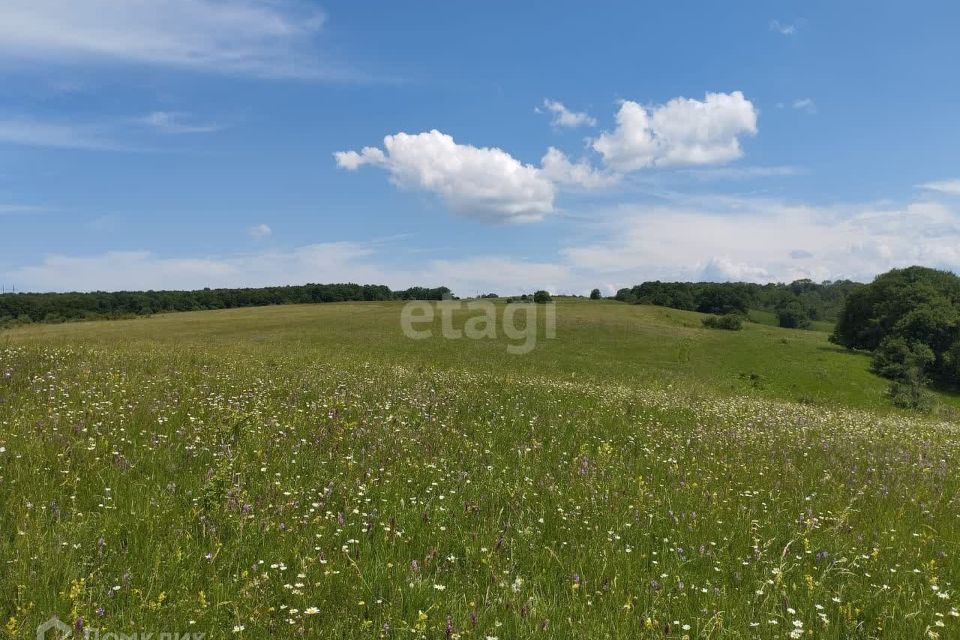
[1,303,959,638]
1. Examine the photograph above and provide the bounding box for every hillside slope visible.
[3,299,952,412]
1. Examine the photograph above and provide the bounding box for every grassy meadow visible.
[1,300,958,638]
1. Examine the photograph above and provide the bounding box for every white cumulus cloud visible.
[540,99,596,128]
[540,147,619,189]
[335,130,556,223]
[592,92,758,172]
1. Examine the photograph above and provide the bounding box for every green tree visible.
[777,300,811,329]
[832,266,960,388]
[590,288,602,300]
[533,290,552,304]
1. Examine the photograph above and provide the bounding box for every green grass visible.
[4,300,946,412]
[0,300,958,638]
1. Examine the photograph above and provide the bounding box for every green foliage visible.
[871,336,935,381]
[616,279,862,322]
[833,266,960,386]
[888,376,937,412]
[533,290,552,304]
[589,288,602,300]
[701,313,743,330]
[776,300,811,329]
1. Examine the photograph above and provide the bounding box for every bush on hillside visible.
[888,378,937,412]
[777,300,812,329]
[702,314,743,330]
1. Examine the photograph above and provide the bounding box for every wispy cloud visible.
[792,98,817,114]
[1,243,381,293]
[9,193,960,295]
[673,165,800,181]
[769,19,802,36]
[0,116,119,150]
[917,179,960,195]
[0,0,338,80]
[0,110,226,150]
[564,196,960,285]
[140,111,223,134]
[0,203,50,215]
[248,223,272,240]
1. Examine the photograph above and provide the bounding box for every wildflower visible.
[305,607,320,615]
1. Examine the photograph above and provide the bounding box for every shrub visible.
[702,314,743,330]
[888,378,936,412]
[871,336,936,381]
[777,300,811,329]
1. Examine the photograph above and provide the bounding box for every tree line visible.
[0,283,452,326]
[614,279,864,328]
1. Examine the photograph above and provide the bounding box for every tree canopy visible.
[615,279,862,327]
[832,266,960,386]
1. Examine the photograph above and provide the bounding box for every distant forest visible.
[615,279,865,328]
[0,283,452,325]
[1,278,869,329]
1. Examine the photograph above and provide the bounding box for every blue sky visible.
[1,0,959,295]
